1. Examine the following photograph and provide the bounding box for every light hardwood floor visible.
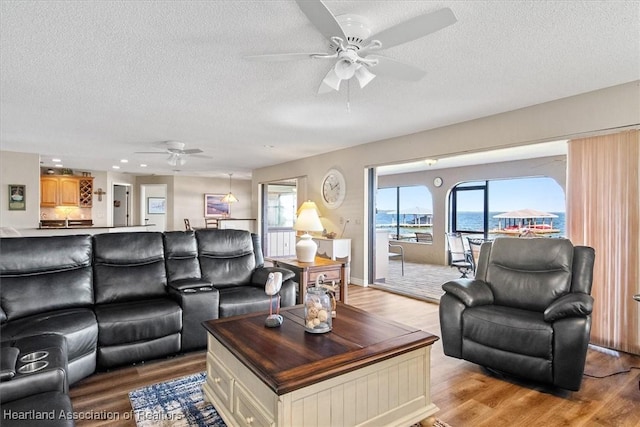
[69,285,640,427]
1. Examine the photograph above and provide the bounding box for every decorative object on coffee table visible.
[304,285,332,333]
[264,272,283,327]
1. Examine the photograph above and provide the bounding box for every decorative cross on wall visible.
[94,188,106,202]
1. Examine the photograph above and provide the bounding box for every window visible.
[376,185,433,242]
[267,184,296,228]
[450,177,566,239]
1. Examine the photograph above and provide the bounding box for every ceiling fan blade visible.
[295,0,347,42]
[366,55,427,81]
[181,149,204,155]
[244,53,328,62]
[362,7,457,52]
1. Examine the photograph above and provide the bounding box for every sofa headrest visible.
[163,231,197,259]
[196,229,253,258]
[93,232,164,265]
[0,235,92,276]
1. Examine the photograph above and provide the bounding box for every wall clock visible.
[321,168,346,209]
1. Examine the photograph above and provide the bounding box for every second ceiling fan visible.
[246,0,457,93]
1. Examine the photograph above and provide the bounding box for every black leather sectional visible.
[0,229,297,426]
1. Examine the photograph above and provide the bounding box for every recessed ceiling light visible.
[424,158,438,166]
[52,158,61,162]
[120,159,129,163]
[140,164,147,167]
[112,165,120,169]
[55,164,63,167]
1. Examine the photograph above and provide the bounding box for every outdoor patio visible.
[371,258,463,303]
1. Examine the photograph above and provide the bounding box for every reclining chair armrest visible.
[442,279,494,307]
[251,267,295,287]
[544,293,593,322]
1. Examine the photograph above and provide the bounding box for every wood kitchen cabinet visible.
[40,176,93,207]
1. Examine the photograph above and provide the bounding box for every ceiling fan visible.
[245,0,457,93]
[135,141,212,166]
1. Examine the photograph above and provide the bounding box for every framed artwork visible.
[8,185,26,210]
[205,194,229,217]
[147,197,166,214]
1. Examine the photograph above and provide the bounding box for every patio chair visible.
[415,232,433,243]
[467,237,484,274]
[445,232,474,278]
[388,243,404,276]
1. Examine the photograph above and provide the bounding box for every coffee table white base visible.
[203,334,438,427]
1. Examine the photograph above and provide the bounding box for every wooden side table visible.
[268,256,348,304]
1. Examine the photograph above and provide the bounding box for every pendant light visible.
[221,173,238,204]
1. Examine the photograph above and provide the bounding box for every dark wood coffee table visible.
[202,302,439,427]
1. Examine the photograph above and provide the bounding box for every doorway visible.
[113,184,130,227]
[260,180,298,258]
[139,184,167,231]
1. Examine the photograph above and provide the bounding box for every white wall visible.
[0,151,40,230]
[252,81,640,285]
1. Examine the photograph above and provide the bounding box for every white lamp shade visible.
[294,201,324,262]
[293,201,323,232]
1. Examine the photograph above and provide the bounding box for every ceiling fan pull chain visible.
[346,80,351,113]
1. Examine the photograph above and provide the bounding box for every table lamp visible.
[294,201,324,262]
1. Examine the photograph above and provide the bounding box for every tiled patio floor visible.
[370,258,464,303]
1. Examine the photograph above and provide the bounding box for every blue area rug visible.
[129,371,451,427]
[128,372,226,427]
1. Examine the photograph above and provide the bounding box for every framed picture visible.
[8,185,26,210]
[147,197,166,214]
[205,194,229,217]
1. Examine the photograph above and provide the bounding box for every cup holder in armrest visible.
[19,351,49,363]
[18,361,49,374]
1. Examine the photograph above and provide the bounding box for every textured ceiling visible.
[1,1,638,179]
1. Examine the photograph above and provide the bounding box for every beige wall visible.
[252,81,640,285]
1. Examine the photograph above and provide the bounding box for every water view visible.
[376,211,566,240]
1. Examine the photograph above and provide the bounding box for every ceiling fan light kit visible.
[247,0,457,94]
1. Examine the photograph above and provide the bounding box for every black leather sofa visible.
[0,229,297,425]
[439,237,595,391]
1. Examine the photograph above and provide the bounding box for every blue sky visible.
[378,177,566,213]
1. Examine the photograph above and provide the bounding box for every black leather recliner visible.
[440,237,595,391]
[92,232,183,369]
[196,229,297,318]
[0,235,98,384]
